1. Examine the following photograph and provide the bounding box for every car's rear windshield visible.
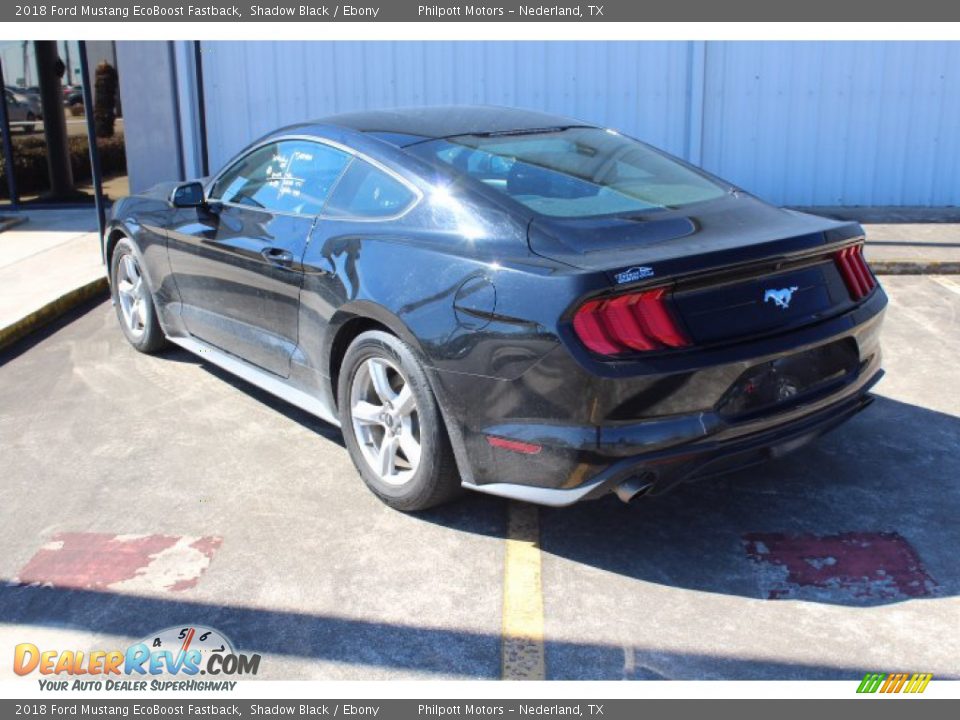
[409,127,727,218]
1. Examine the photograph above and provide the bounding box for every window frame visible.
[322,155,422,220]
[204,134,423,222]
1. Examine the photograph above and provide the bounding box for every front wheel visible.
[110,238,167,353]
[338,330,460,511]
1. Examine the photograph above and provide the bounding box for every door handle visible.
[260,247,294,267]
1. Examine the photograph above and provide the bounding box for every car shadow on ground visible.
[71,298,960,611]
[0,302,960,606]
[154,330,960,609]
[4,300,958,678]
[420,395,960,608]
[157,343,347,447]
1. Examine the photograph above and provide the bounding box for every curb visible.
[0,277,109,352]
[0,215,28,233]
[870,261,960,275]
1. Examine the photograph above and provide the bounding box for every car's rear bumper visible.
[435,288,887,506]
[462,368,880,506]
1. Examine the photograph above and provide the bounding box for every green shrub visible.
[94,62,119,138]
[0,132,126,199]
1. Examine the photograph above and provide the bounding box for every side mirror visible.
[171,181,205,208]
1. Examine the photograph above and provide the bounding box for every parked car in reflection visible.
[4,89,37,132]
[63,86,84,108]
[104,105,887,512]
[6,86,42,118]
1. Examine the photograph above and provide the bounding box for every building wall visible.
[116,42,183,193]
[700,42,960,206]
[198,41,695,171]
[120,41,960,207]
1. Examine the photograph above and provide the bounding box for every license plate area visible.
[673,262,849,345]
[717,338,859,420]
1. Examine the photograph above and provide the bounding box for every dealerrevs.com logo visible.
[14,626,260,691]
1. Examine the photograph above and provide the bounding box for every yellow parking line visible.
[501,501,546,680]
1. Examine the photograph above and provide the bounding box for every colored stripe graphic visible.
[858,672,932,694]
[905,673,933,694]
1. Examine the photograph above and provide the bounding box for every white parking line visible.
[930,275,960,295]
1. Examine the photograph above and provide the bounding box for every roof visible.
[316,105,591,146]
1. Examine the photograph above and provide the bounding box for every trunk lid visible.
[527,194,858,274]
[532,195,869,348]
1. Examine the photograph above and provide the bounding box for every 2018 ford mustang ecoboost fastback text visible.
[105,106,886,511]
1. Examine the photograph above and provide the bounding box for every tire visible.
[338,330,461,511]
[109,238,167,354]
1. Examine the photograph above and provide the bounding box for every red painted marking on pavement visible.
[15,532,221,592]
[188,536,222,560]
[166,537,224,591]
[743,531,937,601]
[16,533,178,590]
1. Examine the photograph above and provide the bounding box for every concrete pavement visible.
[542,281,960,679]
[0,276,957,680]
[0,208,105,349]
[862,222,960,273]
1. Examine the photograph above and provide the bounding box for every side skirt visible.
[166,335,341,428]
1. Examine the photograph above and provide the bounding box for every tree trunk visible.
[34,41,74,198]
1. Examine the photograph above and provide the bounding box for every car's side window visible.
[323,159,417,219]
[210,140,350,215]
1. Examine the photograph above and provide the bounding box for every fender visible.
[103,219,135,270]
[324,299,428,373]
[321,299,479,485]
[103,222,159,297]
[104,216,183,338]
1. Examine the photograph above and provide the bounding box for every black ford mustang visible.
[105,106,885,511]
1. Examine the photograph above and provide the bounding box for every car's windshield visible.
[409,127,727,218]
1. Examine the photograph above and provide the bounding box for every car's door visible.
[165,138,351,377]
[295,155,423,379]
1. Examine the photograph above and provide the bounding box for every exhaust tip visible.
[614,474,655,504]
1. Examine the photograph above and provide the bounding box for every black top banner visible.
[5,0,960,22]
[0,700,957,719]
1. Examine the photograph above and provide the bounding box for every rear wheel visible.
[110,238,167,353]
[338,330,460,511]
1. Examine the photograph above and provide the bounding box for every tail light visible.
[573,287,690,356]
[834,244,877,301]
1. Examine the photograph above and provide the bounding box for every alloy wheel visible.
[116,254,146,340]
[349,357,422,486]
